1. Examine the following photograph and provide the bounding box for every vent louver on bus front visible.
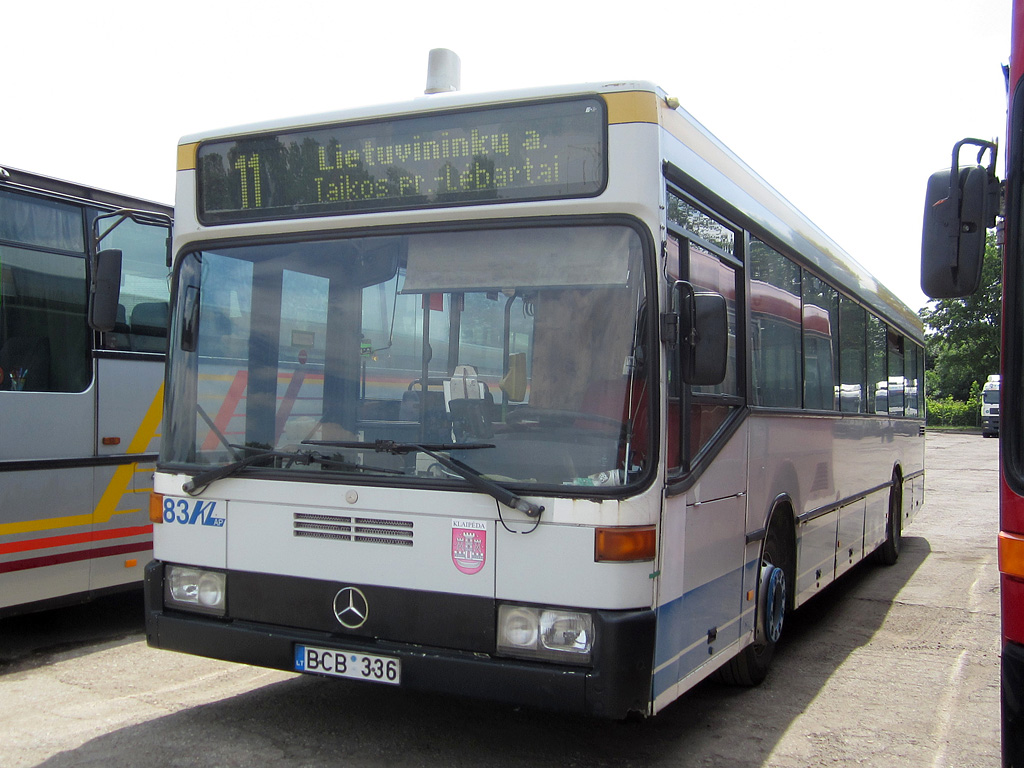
[293,512,414,547]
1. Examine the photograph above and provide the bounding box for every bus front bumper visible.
[143,561,655,719]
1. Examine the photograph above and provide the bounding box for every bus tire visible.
[717,517,791,687]
[875,472,902,566]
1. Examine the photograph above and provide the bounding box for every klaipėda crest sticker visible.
[451,518,487,574]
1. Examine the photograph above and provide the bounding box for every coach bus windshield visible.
[162,223,651,491]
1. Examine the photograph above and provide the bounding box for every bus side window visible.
[802,273,839,411]
[749,238,801,408]
[887,330,905,417]
[687,241,741,458]
[867,315,887,413]
[905,341,920,418]
[839,296,867,413]
[0,189,90,392]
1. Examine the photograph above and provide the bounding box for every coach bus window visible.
[886,330,905,417]
[0,189,91,393]
[95,217,171,353]
[749,238,801,408]
[0,246,90,392]
[802,274,839,411]
[867,314,887,414]
[0,188,84,252]
[839,296,867,413]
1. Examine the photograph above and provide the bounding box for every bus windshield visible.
[163,223,650,491]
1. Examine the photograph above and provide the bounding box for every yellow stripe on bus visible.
[0,384,164,537]
[177,143,199,172]
[603,91,660,125]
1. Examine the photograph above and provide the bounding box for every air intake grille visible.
[293,512,413,547]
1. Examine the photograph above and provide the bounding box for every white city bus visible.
[0,166,171,616]
[144,65,924,717]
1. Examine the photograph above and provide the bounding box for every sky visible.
[2,0,1010,312]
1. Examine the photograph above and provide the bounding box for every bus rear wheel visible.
[717,520,790,686]
[874,472,902,566]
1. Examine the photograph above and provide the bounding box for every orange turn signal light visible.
[149,493,164,524]
[999,531,1024,580]
[595,526,656,562]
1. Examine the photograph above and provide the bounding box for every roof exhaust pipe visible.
[425,48,461,94]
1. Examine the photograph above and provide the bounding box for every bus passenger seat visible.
[399,383,449,441]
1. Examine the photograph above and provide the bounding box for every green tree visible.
[920,232,1002,400]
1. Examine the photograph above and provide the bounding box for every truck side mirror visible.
[88,248,123,332]
[921,138,1000,299]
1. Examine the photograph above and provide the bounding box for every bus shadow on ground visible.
[34,538,929,768]
[0,590,144,675]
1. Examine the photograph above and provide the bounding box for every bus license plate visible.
[294,644,400,685]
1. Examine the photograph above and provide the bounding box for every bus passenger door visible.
[656,427,749,704]
[91,215,171,592]
[654,232,748,706]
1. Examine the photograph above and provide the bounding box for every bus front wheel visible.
[717,519,791,686]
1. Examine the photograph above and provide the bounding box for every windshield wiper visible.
[305,439,544,518]
[304,439,493,454]
[182,446,402,496]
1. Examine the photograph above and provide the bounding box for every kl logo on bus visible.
[164,498,225,527]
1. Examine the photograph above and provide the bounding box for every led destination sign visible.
[197,97,606,224]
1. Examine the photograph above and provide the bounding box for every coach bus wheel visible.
[875,472,902,566]
[716,520,790,686]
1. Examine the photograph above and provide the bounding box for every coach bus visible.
[143,55,925,718]
[920,5,1024,763]
[0,166,171,617]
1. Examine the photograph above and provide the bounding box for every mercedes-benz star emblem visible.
[333,587,369,629]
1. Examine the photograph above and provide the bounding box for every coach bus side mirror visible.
[921,138,1000,299]
[672,283,728,386]
[88,248,123,332]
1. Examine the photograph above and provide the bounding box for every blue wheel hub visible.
[762,565,786,644]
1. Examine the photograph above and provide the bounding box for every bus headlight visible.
[165,565,227,616]
[497,604,593,664]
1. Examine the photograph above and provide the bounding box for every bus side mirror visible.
[675,284,728,386]
[88,248,123,332]
[181,284,201,352]
[921,138,1000,299]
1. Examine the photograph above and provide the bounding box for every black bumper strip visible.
[145,561,655,718]
[0,453,158,473]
